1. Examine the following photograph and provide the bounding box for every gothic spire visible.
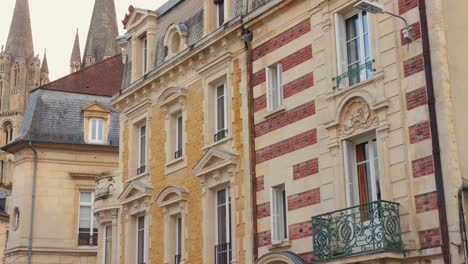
[41,49,49,74]
[5,0,34,59]
[82,0,120,68]
[71,29,81,63]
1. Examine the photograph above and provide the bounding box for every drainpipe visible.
[27,142,38,264]
[241,26,258,261]
[458,187,468,262]
[418,0,451,262]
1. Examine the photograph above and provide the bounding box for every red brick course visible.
[298,252,314,263]
[419,228,441,248]
[253,19,311,61]
[412,155,435,178]
[399,0,418,15]
[257,202,271,219]
[288,189,320,211]
[257,230,271,247]
[403,54,424,77]
[254,72,314,112]
[252,46,312,87]
[409,121,431,144]
[289,220,313,240]
[415,191,438,213]
[293,158,319,180]
[256,176,264,192]
[256,129,317,164]
[406,87,427,110]
[401,22,421,45]
[255,101,316,137]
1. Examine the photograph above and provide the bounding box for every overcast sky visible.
[0,0,167,80]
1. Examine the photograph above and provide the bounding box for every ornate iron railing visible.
[95,172,116,200]
[215,242,231,264]
[312,200,403,262]
[333,60,375,89]
[214,129,228,142]
[175,149,183,159]
[137,165,146,175]
[174,254,182,264]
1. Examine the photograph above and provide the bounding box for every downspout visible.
[458,187,468,261]
[418,0,451,262]
[27,142,38,264]
[241,26,258,261]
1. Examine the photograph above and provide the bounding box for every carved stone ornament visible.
[339,98,378,136]
[95,173,116,200]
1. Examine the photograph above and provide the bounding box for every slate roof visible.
[39,54,123,97]
[6,89,119,147]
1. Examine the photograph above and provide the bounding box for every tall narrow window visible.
[175,216,182,264]
[13,64,20,88]
[335,10,372,88]
[89,118,105,144]
[215,0,225,27]
[175,115,183,159]
[214,84,227,142]
[78,191,98,246]
[137,125,146,175]
[215,188,231,264]
[142,36,148,73]
[266,64,284,111]
[137,216,145,264]
[104,224,112,264]
[270,184,288,244]
[3,122,13,145]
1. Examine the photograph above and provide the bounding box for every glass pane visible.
[217,203,227,244]
[177,116,183,150]
[137,216,145,264]
[177,217,182,254]
[138,216,145,229]
[97,119,104,140]
[217,189,226,205]
[216,85,225,131]
[140,126,146,167]
[91,119,97,140]
[105,225,112,264]
[79,206,91,228]
[217,2,224,26]
[80,192,92,203]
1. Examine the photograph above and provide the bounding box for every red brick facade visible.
[415,191,438,213]
[399,0,418,15]
[257,230,271,247]
[412,155,435,178]
[293,158,319,180]
[253,19,311,61]
[253,68,266,87]
[403,54,424,77]
[255,129,317,164]
[257,202,270,219]
[406,87,427,110]
[255,101,315,137]
[288,220,312,240]
[419,228,442,248]
[287,189,320,211]
[409,121,431,144]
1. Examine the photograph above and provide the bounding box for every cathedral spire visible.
[40,49,49,85]
[70,29,81,73]
[5,0,34,59]
[82,0,120,68]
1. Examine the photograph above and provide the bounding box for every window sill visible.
[165,156,185,167]
[263,107,286,119]
[126,171,150,183]
[202,135,233,151]
[327,71,384,100]
[165,156,187,175]
[268,240,291,251]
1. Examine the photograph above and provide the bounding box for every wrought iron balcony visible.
[215,242,231,264]
[312,200,403,262]
[214,129,228,142]
[137,165,146,175]
[333,60,376,89]
[175,149,183,159]
[174,254,182,264]
[95,172,116,200]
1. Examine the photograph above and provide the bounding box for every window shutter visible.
[270,188,280,244]
[266,67,274,111]
[334,13,349,88]
[343,140,356,207]
[277,64,284,107]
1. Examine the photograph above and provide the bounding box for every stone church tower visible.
[75,0,120,70]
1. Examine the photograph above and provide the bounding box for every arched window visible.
[13,64,20,88]
[3,122,13,145]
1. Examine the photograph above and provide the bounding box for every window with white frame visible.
[342,136,381,208]
[174,114,183,159]
[215,0,225,27]
[334,10,372,88]
[89,118,105,144]
[270,184,288,244]
[78,191,98,246]
[137,125,146,175]
[137,215,145,264]
[104,224,112,264]
[175,216,182,264]
[214,83,228,142]
[215,188,231,264]
[266,64,284,111]
[142,35,148,74]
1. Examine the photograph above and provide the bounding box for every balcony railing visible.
[333,60,375,89]
[312,200,403,262]
[174,254,182,264]
[215,242,231,264]
[174,149,183,159]
[214,129,228,142]
[95,172,116,200]
[137,165,146,175]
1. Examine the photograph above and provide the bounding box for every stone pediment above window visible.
[157,87,188,109]
[118,180,153,205]
[156,186,189,208]
[193,147,238,177]
[81,101,112,114]
[125,8,157,30]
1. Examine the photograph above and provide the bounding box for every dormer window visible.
[89,118,105,144]
[81,101,112,145]
[164,24,188,60]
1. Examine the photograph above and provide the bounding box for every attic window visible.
[164,24,188,60]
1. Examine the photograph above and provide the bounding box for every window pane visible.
[281,190,287,239]
[216,85,225,131]
[217,1,224,26]
[105,225,112,264]
[137,216,145,264]
[140,126,146,167]
[97,119,104,141]
[80,192,92,203]
[91,119,97,140]
[177,116,183,150]
[79,206,91,228]
[177,217,182,254]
